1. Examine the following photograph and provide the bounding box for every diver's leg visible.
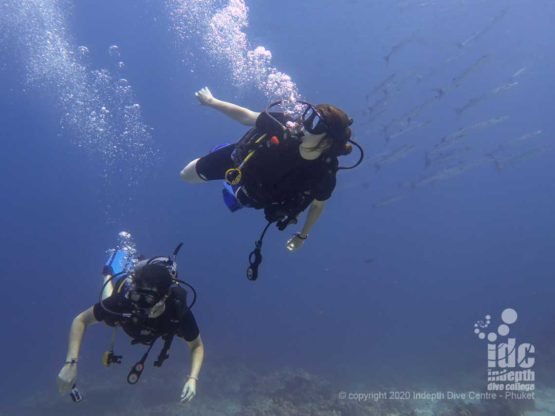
[180,144,235,183]
[180,158,205,183]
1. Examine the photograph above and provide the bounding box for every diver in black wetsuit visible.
[57,257,204,403]
[181,87,361,260]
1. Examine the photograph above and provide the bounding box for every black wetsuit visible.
[93,287,199,344]
[196,112,338,210]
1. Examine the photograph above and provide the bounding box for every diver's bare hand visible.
[180,377,197,403]
[286,233,307,252]
[57,362,78,393]
[195,87,214,106]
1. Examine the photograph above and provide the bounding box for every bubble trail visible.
[167,0,301,107]
[1,0,156,178]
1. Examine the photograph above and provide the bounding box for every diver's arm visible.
[187,334,204,381]
[299,199,325,237]
[180,335,205,403]
[65,306,98,361]
[57,306,99,393]
[195,87,259,126]
[286,200,325,252]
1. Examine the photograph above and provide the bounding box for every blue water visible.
[1,0,555,413]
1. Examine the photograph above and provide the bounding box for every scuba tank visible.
[101,231,137,300]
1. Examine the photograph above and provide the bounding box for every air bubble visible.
[6,0,157,212]
[77,45,89,56]
[108,44,120,57]
[170,0,299,104]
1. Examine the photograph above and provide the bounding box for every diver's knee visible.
[180,159,205,184]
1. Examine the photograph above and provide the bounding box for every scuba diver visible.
[57,241,204,404]
[180,87,363,280]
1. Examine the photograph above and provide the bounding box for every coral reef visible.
[2,362,542,416]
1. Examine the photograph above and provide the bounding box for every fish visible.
[452,55,489,87]
[425,145,472,168]
[386,120,429,142]
[428,131,466,158]
[491,81,519,95]
[490,146,552,171]
[431,115,509,155]
[457,9,509,49]
[508,130,543,145]
[485,130,543,159]
[372,194,406,208]
[412,166,465,188]
[469,115,509,131]
[372,144,416,171]
[365,90,389,122]
[384,89,444,137]
[511,67,527,79]
[455,93,489,115]
[367,74,396,99]
[384,36,415,64]
[413,159,486,188]
[395,88,446,126]
[456,82,518,115]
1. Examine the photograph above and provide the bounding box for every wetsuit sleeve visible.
[93,301,109,322]
[175,309,200,342]
[93,295,127,326]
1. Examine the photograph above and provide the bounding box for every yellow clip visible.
[225,168,242,186]
[225,134,266,186]
[102,351,112,367]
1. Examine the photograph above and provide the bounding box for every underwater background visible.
[1,0,555,414]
